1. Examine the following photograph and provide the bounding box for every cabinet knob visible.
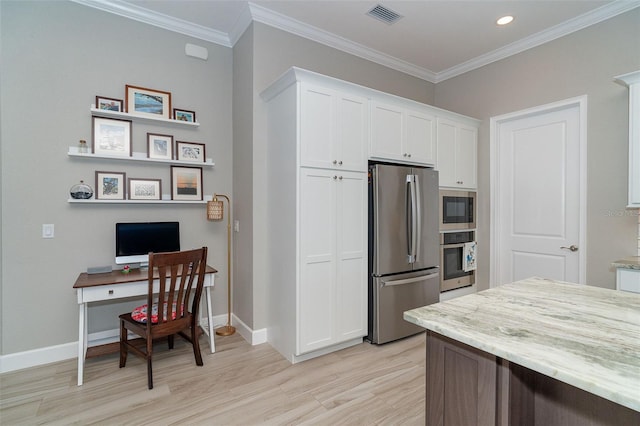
[403,153,408,157]
[338,160,343,165]
[333,160,337,164]
[408,154,412,158]
[338,176,343,180]
[333,175,338,180]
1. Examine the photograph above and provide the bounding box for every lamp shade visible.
[207,197,223,220]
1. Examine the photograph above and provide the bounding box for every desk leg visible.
[205,286,215,353]
[77,302,87,386]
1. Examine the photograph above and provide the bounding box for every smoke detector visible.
[367,4,403,25]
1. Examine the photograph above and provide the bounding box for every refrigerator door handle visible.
[414,174,422,263]
[406,174,418,263]
[382,272,440,287]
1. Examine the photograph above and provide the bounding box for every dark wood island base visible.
[425,331,639,426]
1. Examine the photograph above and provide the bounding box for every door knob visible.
[560,245,578,252]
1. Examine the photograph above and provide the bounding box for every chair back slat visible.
[146,247,208,327]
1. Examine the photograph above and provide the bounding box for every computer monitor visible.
[115,222,180,267]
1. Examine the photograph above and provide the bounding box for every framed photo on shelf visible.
[125,85,172,119]
[129,178,162,200]
[92,116,132,157]
[95,171,126,200]
[173,108,196,123]
[147,133,173,160]
[95,96,123,112]
[171,166,203,201]
[176,141,206,163]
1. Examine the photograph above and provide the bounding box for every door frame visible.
[489,96,588,287]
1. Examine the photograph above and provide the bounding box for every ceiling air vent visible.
[367,4,403,25]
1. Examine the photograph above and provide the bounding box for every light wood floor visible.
[1,333,426,425]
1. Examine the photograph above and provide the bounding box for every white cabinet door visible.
[406,110,437,166]
[336,93,369,172]
[300,84,368,172]
[299,168,336,353]
[437,118,478,189]
[335,171,367,341]
[299,168,367,354]
[456,124,478,189]
[628,82,640,207]
[370,101,436,166]
[370,101,404,161]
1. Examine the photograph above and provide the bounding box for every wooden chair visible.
[119,247,208,389]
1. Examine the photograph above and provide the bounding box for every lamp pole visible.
[212,194,235,336]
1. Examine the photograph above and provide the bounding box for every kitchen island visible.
[404,277,639,426]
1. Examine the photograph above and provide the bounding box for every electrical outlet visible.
[234,220,240,232]
[42,224,54,238]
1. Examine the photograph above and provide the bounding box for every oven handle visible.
[382,272,440,287]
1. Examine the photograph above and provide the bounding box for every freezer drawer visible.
[369,269,440,344]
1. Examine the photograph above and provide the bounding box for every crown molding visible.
[434,0,640,82]
[247,2,437,82]
[72,0,639,83]
[70,0,232,47]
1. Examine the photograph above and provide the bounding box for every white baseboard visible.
[0,313,267,374]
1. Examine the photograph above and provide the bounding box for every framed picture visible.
[173,108,196,122]
[176,141,206,163]
[129,178,162,200]
[147,133,173,160]
[171,166,203,201]
[125,85,172,119]
[95,171,126,200]
[95,96,123,112]
[92,116,132,157]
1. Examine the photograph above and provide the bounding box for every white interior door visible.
[490,97,586,286]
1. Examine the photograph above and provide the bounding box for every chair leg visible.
[192,324,203,366]
[147,337,153,389]
[168,334,174,350]
[119,320,127,368]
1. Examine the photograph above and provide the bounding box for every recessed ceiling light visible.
[497,15,514,26]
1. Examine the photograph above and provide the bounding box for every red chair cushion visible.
[131,302,184,324]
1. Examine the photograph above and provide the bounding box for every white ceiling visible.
[74,0,639,82]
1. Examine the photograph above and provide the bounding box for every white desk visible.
[73,266,216,386]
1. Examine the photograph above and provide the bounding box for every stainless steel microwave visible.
[439,190,476,231]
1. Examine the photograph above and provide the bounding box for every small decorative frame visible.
[92,116,132,157]
[171,166,203,201]
[173,108,196,123]
[176,141,206,163]
[95,171,126,200]
[129,178,162,200]
[95,96,123,112]
[147,133,173,160]
[125,84,172,119]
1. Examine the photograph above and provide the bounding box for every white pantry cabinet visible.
[261,68,368,363]
[615,70,640,208]
[299,168,367,354]
[437,118,478,189]
[300,84,368,172]
[370,100,437,166]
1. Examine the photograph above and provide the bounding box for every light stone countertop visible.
[404,277,640,411]
[612,256,640,270]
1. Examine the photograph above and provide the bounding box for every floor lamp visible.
[207,193,236,336]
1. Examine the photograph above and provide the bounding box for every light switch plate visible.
[42,224,54,238]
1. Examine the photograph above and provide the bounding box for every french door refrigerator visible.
[368,162,440,344]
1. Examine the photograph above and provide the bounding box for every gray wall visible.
[0,1,233,354]
[433,9,640,290]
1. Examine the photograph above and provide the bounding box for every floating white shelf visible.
[68,195,213,205]
[90,106,200,127]
[68,147,214,167]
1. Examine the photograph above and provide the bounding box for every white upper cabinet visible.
[615,70,640,208]
[437,118,478,189]
[300,83,368,172]
[370,101,436,166]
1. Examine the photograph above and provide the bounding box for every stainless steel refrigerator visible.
[368,162,440,344]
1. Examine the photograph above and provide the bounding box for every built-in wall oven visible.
[440,230,475,292]
[439,190,476,231]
